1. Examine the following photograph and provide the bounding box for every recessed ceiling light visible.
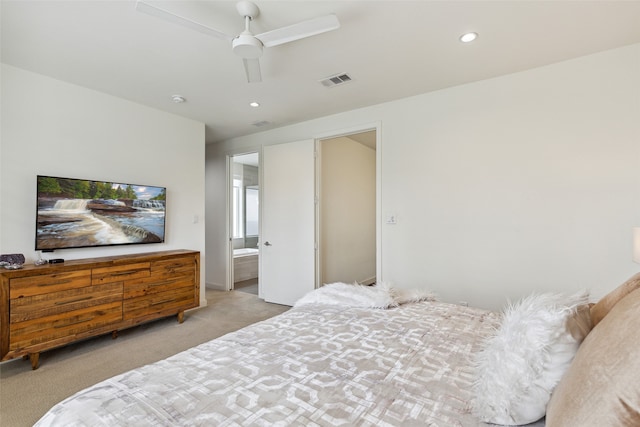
[249,101,260,107]
[171,95,186,103]
[459,32,478,43]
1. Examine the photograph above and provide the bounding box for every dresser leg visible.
[177,311,184,324]
[30,353,40,370]
[112,330,118,339]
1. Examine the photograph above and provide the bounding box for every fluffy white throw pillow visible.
[294,282,434,309]
[472,291,590,425]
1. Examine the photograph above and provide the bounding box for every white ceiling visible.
[2,1,640,144]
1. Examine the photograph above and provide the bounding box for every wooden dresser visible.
[0,249,200,369]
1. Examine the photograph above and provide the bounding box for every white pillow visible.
[472,291,590,425]
[294,282,398,308]
[295,282,435,308]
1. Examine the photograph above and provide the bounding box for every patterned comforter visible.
[35,301,504,426]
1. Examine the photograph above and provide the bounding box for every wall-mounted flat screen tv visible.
[36,175,166,251]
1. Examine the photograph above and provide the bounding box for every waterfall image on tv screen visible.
[36,175,166,251]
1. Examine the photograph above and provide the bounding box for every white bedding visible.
[35,300,533,426]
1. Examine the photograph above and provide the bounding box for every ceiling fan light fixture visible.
[233,33,263,58]
[459,32,478,43]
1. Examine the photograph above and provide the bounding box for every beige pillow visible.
[566,303,592,341]
[590,272,640,326]
[546,287,640,426]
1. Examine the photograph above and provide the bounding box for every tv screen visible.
[36,175,166,251]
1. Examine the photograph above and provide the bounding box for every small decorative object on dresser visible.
[0,249,200,369]
[0,253,25,269]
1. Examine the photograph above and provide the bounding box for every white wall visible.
[321,136,376,285]
[1,65,207,306]
[207,43,640,310]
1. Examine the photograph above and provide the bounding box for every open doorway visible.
[230,152,260,295]
[318,130,377,286]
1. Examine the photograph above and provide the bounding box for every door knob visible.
[264,241,272,246]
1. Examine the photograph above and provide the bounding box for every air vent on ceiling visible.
[319,73,353,88]
[252,120,271,127]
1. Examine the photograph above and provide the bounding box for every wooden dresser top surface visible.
[0,250,199,279]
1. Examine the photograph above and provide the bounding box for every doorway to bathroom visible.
[230,152,260,295]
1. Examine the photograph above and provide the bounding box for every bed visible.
[34,276,640,427]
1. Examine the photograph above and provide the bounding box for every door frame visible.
[226,150,261,293]
[314,122,382,288]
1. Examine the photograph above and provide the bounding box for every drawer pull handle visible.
[39,279,71,286]
[112,271,138,276]
[54,317,94,328]
[55,296,93,305]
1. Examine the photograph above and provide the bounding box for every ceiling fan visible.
[136,0,340,83]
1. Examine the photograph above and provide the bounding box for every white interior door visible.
[261,139,316,306]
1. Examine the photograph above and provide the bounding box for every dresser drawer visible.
[92,262,150,285]
[124,275,194,299]
[123,256,195,299]
[9,302,123,351]
[9,270,92,299]
[123,285,195,320]
[150,256,195,278]
[10,283,123,323]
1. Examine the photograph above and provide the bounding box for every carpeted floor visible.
[235,278,259,295]
[0,289,289,427]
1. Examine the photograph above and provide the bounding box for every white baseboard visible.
[206,281,226,291]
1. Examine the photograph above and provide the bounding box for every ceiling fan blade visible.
[256,14,340,48]
[136,1,233,42]
[243,58,262,83]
